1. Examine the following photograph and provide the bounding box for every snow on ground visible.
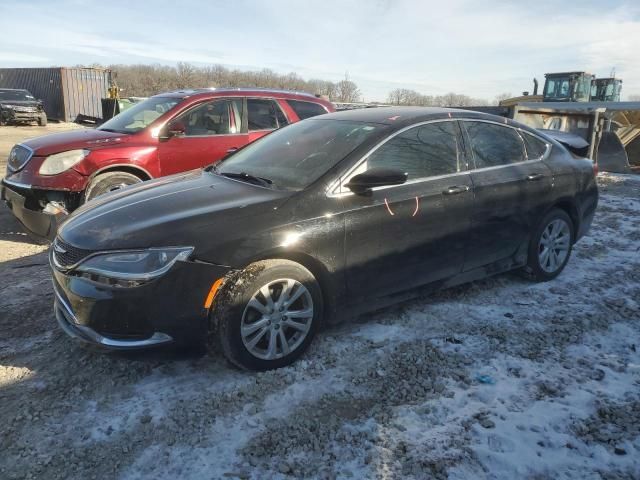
[0,173,638,480]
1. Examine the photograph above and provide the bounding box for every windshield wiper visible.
[219,171,273,188]
[98,128,126,133]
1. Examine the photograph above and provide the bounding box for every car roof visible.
[315,106,503,125]
[154,87,324,101]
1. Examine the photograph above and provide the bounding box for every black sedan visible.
[50,107,598,370]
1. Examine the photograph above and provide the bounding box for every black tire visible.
[84,171,142,202]
[38,115,47,126]
[212,259,323,371]
[524,208,574,282]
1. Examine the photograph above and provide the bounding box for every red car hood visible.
[20,129,129,156]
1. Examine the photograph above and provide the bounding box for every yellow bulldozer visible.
[494,72,640,173]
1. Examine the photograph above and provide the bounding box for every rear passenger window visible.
[465,121,525,168]
[247,99,287,131]
[365,121,461,180]
[521,132,548,159]
[287,100,328,120]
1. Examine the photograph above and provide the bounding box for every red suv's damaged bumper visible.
[1,179,71,240]
[2,151,89,239]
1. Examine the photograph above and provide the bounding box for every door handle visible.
[526,173,544,181]
[226,147,238,153]
[442,185,470,195]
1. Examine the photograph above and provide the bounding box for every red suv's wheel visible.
[84,171,142,202]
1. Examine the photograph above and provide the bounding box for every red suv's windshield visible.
[98,96,183,134]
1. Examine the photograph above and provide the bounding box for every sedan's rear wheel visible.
[212,260,322,370]
[525,208,574,282]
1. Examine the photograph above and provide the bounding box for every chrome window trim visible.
[174,132,248,139]
[327,117,552,198]
[459,118,551,165]
[518,129,552,162]
[329,170,472,198]
[327,118,463,197]
[6,143,34,173]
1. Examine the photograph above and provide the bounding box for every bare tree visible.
[335,74,361,103]
[387,88,406,105]
[176,62,197,88]
[105,63,361,102]
[494,92,513,105]
[386,88,487,107]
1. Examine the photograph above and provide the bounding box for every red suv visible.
[1,88,334,239]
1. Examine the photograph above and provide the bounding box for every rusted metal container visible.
[0,67,111,122]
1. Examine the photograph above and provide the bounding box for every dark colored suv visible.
[1,88,334,239]
[0,88,47,126]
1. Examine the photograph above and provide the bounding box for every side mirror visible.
[345,168,408,195]
[160,120,186,140]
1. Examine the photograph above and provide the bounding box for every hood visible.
[20,128,128,156]
[58,169,292,253]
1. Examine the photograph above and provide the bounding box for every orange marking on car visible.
[412,197,419,216]
[384,198,395,216]
[204,278,224,309]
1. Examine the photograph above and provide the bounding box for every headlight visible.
[74,247,193,286]
[39,149,90,175]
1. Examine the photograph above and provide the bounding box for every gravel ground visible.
[0,125,638,479]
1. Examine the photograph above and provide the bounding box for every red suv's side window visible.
[247,99,288,131]
[287,100,328,120]
[178,99,244,136]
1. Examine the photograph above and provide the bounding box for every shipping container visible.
[0,67,112,122]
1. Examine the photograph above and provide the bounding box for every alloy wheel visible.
[538,218,571,273]
[241,278,314,360]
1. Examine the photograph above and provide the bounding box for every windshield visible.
[544,77,570,99]
[216,119,380,190]
[98,96,183,134]
[0,90,35,101]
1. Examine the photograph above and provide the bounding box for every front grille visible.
[7,144,33,172]
[52,238,93,269]
[12,106,38,113]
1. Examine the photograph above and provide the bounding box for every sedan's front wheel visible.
[212,259,322,371]
[525,208,574,282]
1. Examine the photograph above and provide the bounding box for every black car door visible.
[461,120,553,271]
[337,120,473,303]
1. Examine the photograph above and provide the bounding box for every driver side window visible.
[338,121,461,193]
[178,99,243,136]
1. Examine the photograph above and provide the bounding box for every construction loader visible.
[493,72,640,173]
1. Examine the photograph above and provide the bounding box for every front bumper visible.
[54,287,173,348]
[1,179,68,240]
[51,250,232,349]
[1,109,43,123]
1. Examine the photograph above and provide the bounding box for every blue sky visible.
[1,0,639,101]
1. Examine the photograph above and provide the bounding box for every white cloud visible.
[1,0,639,100]
[0,52,50,63]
